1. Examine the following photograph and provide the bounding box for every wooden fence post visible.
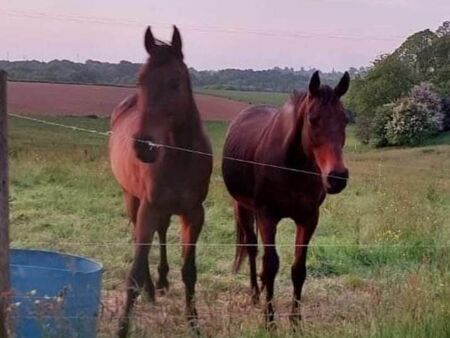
[0,70,10,338]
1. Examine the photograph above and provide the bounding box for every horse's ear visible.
[309,71,321,97]
[334,72,350,97]
[171,25,183,59]
[144,26,156,55]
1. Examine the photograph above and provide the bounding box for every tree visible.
[436,21,450,37]
[391,29,437,72]
[417,33,450,95]
[346,56,415,143]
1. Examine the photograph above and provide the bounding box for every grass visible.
[195,88,289,106]
[8,115,450,337]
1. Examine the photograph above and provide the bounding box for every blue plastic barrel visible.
[10,249,103,338]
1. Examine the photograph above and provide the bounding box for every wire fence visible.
[9,112,450,175]
[8,113,349,181]
[7,112,450,248]
[0,9,406,41]
[9,241,449,248]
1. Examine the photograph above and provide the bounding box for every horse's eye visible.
[309,115,320,126]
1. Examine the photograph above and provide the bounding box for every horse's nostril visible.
[133,136,159,163]
[329,169,349,180]
[326,169,349,194]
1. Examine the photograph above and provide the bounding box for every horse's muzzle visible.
[133,136,159,163]
[326,169,349,194]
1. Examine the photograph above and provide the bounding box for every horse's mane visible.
[138,40,181,83]
[290,85,336,108]
[290,90,307,107]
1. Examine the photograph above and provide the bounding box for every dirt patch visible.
[7,81,249,121]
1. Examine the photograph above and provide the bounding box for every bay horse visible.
[109,26,212,337]
[222,71,350,327]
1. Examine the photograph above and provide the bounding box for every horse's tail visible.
[233,202,255,273]
[233,215,247,273]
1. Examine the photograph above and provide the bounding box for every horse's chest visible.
[149,157,211,212]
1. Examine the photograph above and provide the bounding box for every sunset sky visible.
[1,0,448,71]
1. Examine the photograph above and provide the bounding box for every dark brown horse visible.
[109,26,212,337]
[222,71,350,327]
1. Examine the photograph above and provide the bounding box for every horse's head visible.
[134,26,193,163]
[302,71,350,194]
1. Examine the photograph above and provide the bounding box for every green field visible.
[195,88,289,106]
[8,115,450,337]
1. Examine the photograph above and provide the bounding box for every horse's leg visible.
[290,213,318,327]
[179,205,204,332]
[257,210,280,329]
[156,218,171,293]
[118,203,160,338]
[123,192,157,298]
[235,202,259,304]
[123,191,139,240]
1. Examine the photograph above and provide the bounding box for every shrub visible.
[386,98,438,145]
[355,114,372,144]
[369,104,394,147]
[442,97,450,131]
[409,82,444,131]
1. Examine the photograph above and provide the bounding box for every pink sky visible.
[1,0,448,71]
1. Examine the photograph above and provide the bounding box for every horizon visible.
[1,1,448,72]
[0,58,364,73]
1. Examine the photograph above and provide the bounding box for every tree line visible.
[0,60,363,93]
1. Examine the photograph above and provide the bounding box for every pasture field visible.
[195,88,289,106]
[8,115,450,337]
[8,81,249,121]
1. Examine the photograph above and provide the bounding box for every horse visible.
[109,26,213,337]
[222,71,350,327]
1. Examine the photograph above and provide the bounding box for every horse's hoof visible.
[289,314,302,331]
[157,288,166,296]
[117,328,127,338]
[265,319,277,332]
[187,311,200,336]
[264,309,276,332]
[156,279,170,295]
[190,324,201,337]
[117,320,129,338]
[251,291,260,305]
[144,287,156,303]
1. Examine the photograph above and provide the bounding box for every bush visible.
[409,82,444,131]
[386,98,438,145]
[442,97,450,131]
[369,104,394,147]
[355,114,372,144]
